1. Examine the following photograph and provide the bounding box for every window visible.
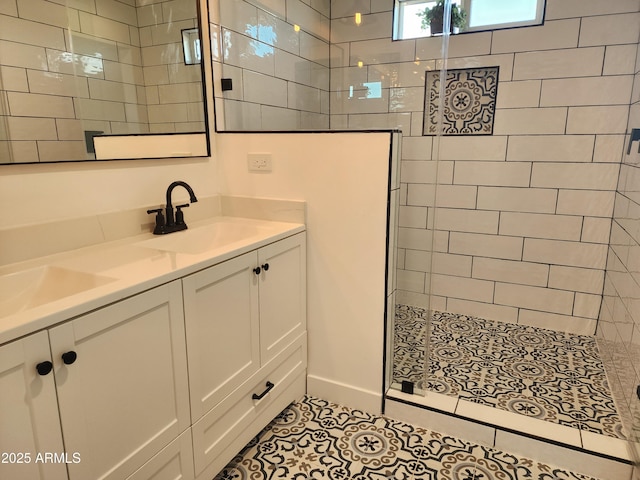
[393,0,546,40]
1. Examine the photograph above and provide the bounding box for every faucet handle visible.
[175,204,190,226]
[147,208,166,234]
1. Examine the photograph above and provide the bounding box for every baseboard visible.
[307,374,382,415]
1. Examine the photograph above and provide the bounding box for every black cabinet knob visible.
[36,361,53,376]
[262,263,269,271]
[61,351,77,365]
[253,267,261,275]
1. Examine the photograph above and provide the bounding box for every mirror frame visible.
[1,0,210,165]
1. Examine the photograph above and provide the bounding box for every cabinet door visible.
[127,429,194,480]
[183,251,260,421]
[49,281,190,480]
[258,233,306,364]
[0,331,67,480]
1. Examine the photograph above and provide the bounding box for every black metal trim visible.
[216,128,401,134]
[381,131,397,414]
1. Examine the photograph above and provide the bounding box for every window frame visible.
[464,0,546,32]
[393,0,547,41]
[393,0,437,40]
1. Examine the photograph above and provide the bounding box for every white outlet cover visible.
[248,153,272,172]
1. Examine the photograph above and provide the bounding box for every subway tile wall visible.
[209,0,330,130]
[329,0,640,338]
[597,28,640,465]
[0,0,204,163]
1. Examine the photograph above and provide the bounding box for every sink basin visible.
[136,221,268,255]
[0,266,116,318]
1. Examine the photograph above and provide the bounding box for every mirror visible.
[0,0,208,164]
[211,0,330,131]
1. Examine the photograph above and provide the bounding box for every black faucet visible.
[147,181,198,235]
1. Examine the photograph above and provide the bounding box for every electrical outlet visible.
[248,153,272,172]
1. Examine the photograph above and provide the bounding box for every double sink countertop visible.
[0,216,305,346]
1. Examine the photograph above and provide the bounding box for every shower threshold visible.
[388,305,633,466]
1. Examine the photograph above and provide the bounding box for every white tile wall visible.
[507,135,595,162]
[476,187,557,213]
[578,13,640,48]
[325,0,639,336]
[453,161,532,187]
[473,257,549,287]
[493,107,567,135]
[212,0,330,130]
[540,76,634,107]
[513,47,605,80]
[596,21,640,467]
[492,19,580,54]
[499,212,582,241]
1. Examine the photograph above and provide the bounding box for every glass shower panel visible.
[389,1,451,398]
[416,5,630,457]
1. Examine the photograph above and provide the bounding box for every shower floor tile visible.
[214,395,600,480]
[392,305,625,439]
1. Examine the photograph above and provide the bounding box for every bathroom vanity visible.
[0,216,306,480]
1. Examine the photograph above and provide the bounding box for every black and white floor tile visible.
[393,305,624,439]
[215,396,600,480]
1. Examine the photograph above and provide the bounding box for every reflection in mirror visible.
[182,28,202,65]
[0,0,207,164]
[211,0,330,131]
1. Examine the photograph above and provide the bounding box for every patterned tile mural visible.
[423,67,499,136]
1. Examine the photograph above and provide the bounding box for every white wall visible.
[0,130,392,414]
[216,131,391,413]
[0,155,218,228]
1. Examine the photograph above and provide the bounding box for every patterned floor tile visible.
[215,396,601,480]
[392,306,624,439]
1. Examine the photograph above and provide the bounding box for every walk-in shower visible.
[384,0,640,476]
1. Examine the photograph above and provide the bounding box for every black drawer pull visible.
[253,266,261,275]
[252,381,274,400]
[262,263,269,271]
[36,361,53,376]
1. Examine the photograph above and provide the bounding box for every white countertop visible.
[0,216,305,345]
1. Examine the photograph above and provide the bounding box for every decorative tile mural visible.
[423,66,499,136]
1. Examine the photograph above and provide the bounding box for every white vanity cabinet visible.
[0,331,67,480]
[0,281,192,480]
[185,233,307,479]
[1,229,307,480]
